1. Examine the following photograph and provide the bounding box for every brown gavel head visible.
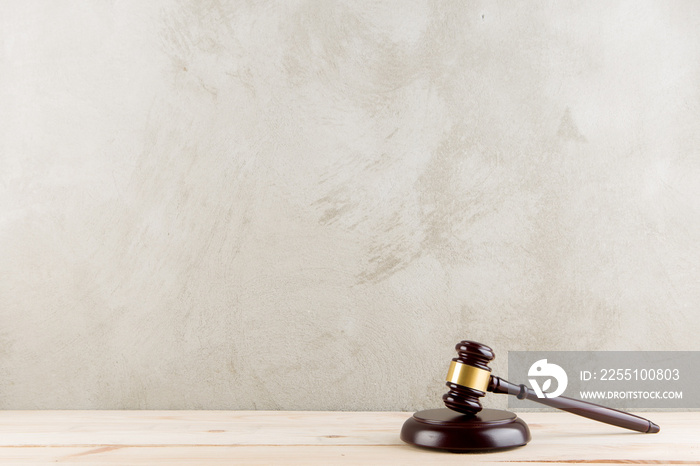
[442,340,495,415]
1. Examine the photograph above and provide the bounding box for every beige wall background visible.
[1,0,699,410]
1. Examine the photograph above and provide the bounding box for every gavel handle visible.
[489,376,660,433]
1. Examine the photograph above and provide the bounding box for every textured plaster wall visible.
[1,1,700,410]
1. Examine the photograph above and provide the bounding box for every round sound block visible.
[400,408,531,452]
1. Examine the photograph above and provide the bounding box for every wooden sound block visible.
[400,408,531,452]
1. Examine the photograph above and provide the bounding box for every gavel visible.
[443,340,660,433]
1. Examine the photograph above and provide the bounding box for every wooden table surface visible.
[0,410,697,465]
